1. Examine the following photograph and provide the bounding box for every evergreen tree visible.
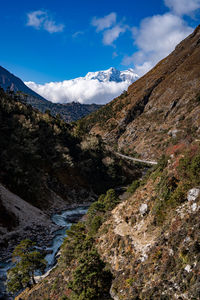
[7,239,46,294]
[68,248,112,300]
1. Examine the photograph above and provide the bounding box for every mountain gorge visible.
[1,25,200,300]
[0,88,141,261]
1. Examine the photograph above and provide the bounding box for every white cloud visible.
[164,0,200,16]
[25,78,131,105]
[92,13,127,46]
[91,12,116,32]
[26,10,64,33]
[27,10,45,29]
[103,25,126,45]
[122,13,193,76]
[43,20,64,33]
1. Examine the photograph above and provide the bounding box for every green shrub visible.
[178,151,200,185]
[168,182,189,207]
[190,153,200,184]
[89,215,103,235]
[153,199,166,225]
[157,154,168,171]
[103,189,119,210]
[127,180,140,194]
[68,248,112,300]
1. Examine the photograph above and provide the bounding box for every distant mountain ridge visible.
[0,66,102,122]
[0,66,46,100]
[21,95,102,122]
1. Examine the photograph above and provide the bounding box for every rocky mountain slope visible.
[0,184,58,260]
[97,145,200,299]
[15,25,200,300]
[0,66,102,122]
[79,25,200,160]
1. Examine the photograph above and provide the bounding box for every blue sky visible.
[0,0,200,85]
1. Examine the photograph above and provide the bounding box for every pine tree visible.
[7,239,46,294]
[68,248,112,300]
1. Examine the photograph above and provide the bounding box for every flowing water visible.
[0,205,88,299]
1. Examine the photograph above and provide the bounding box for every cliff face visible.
[86,25,200,159]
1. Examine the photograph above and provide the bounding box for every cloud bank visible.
[92,1,199,76]
[26,10,64,33]
[121,0,199,76]
[25,78,131,105]
[123,13,193,75]
[164,0,200,16]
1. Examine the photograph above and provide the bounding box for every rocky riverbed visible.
[0,205,89,299]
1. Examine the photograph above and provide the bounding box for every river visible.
[0,205,89,299]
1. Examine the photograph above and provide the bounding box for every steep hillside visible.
[17,143,200,300]
[78,25,200,160]
[96,143,200,299]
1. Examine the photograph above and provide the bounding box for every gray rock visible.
[187,188,200,201]
[139,203,148,215]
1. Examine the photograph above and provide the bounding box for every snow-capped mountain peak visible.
[25,67,139,105]
[85,67,139,83]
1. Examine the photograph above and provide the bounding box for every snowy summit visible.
[25,68,139,105]
[85,67,139,83]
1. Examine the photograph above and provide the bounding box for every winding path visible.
[115,152,158,166]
